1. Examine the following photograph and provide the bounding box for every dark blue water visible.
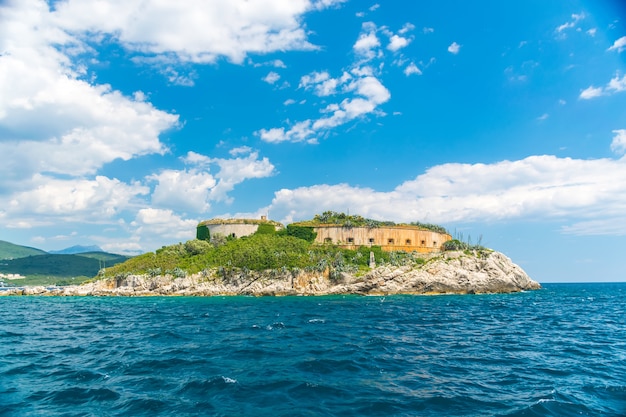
[1,283,625,416]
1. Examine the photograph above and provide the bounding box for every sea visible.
[1,283,624,417]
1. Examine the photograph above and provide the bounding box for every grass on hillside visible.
[103,233,435,282]
[0,240,47,260]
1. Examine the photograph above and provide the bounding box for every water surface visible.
[1,283,625,416]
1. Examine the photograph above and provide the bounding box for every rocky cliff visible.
[1,250,540,296]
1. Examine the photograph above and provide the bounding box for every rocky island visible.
[1,212,540,296]
[5,249,539,296]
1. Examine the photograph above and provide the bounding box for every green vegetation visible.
[196,224,210,241]
[104,231,436,282]
[277,224,317,242]
[0,252,129,286]
[442,232,488,252]
[0,240,47,260]
[292,211,449,234]
[255,223,277,235]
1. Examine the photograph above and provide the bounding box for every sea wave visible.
[1,283,625,416]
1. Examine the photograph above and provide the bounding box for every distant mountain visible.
[50,245,103,255]
[0,252,130,279]
[0,240,47,260]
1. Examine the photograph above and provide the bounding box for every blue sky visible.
[1,0,625,282]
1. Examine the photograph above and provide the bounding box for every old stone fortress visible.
[197,215,452,254]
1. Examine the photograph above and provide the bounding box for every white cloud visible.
[447,42,461,54]
[399,23,415,35]
[607,73,626,92]
[537,113,549,121]
[261,154,626,236]
[611,129,626,155]
[208,151,276,202]
[353,22,382,61]
[608,36,626,53]
[263,71,281,84]
[2,175,149,224]
[130,208,197,246]
[404,63,422,76]
[258,22,392,144]
[556,12,585,35]
[148,169,217,213]
[181,149,276,202]
[387,34,410,51]
[579,73,626,99]
[0,0,179,183]
[579,86,604,99]
[50,0,343,65]
[586,28,597,37]
[299,71,348,96]
[423,27,434,34]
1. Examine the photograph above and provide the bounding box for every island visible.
[1,212,540,296]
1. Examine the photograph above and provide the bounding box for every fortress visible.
[308,224,451,253]
[196,216,283,239]
[197,214,451,253]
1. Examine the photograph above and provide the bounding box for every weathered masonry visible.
[197,216,284,240]
[311,224,452,253]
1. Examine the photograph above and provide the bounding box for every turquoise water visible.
[1,283,625,416]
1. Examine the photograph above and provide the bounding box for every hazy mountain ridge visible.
[0,240,129,284]
[0,240,47,260]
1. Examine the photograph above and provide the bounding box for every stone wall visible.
[312,225,452,253]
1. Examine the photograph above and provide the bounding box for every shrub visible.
[255,223,277,235]
[196,224,210,241]
[281,225,317,242]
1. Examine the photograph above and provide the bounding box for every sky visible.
[1,0,625,282]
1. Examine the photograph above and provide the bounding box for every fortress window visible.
[347,237,354,244]
[421,240,426,246]
[433,241,437,247]
[368,238,375,244]
[387,238,395,244]
[324,238,333,244]
[405,239,412,245]
[230,233,236,238]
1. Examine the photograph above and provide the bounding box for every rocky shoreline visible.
[0,250,540,296]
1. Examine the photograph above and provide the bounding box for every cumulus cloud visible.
[447,42,461,54]
[611,129,626,155]
[2,175,149,226]
[387,34,410,51]
[608,36,626,53]
[179,149,275,203]
[128,208,198,249]
[353,22,382,61]
[257,23,392,144]
[260,154,626,236]
[50,0,343,64]
[263,71,281,84]
[555,12,585,35]
[579,73,626,99]
[0,2,179,182]
[148,170,218,213]
[404,62,422,76]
